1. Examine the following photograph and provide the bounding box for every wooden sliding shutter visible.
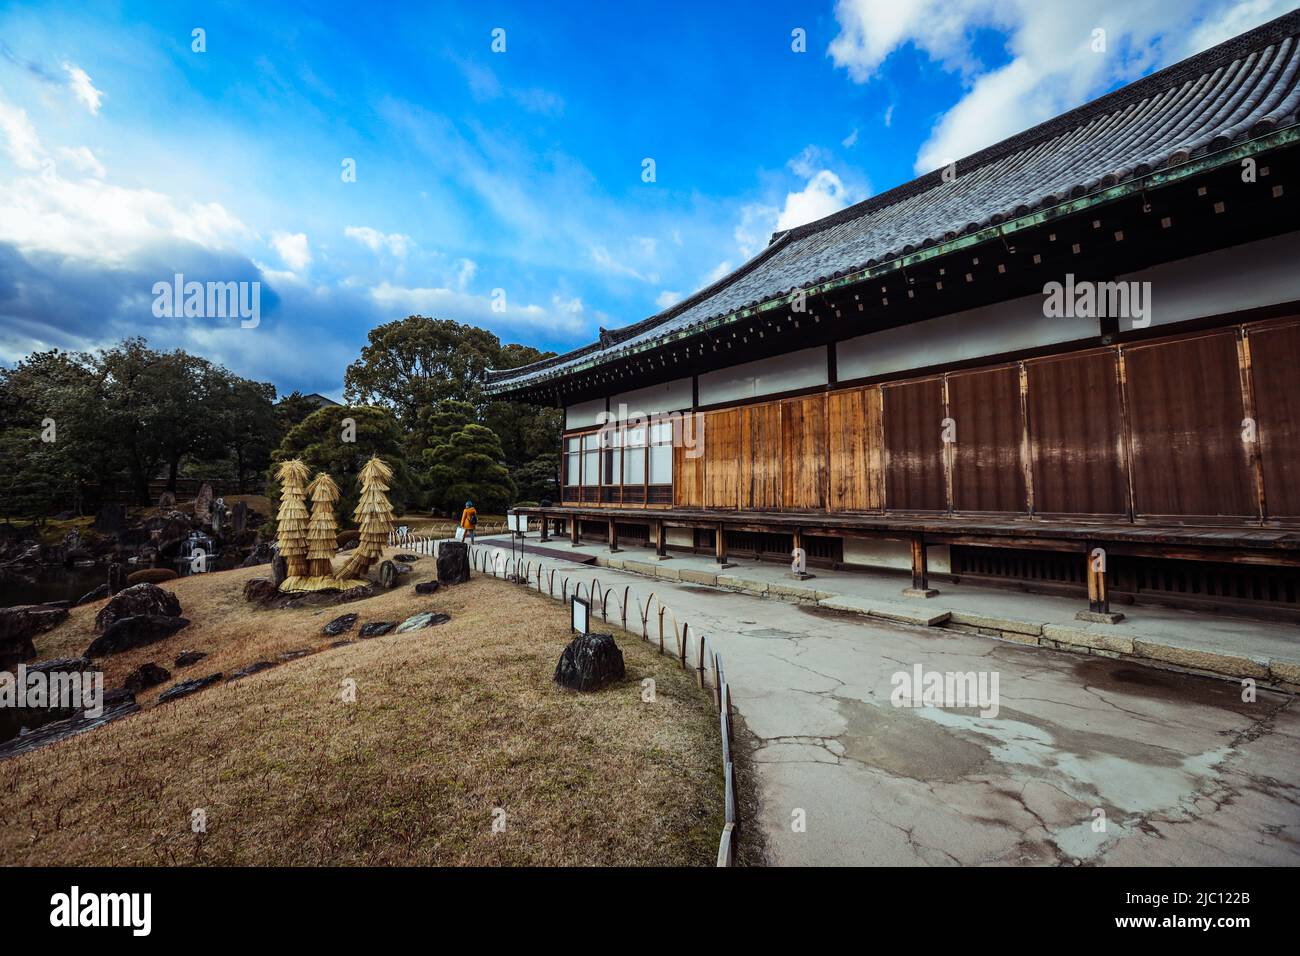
[827,386,884,511]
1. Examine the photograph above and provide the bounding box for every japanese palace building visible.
[486,11,1300,621]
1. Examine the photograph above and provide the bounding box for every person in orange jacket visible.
[459,500,478,543]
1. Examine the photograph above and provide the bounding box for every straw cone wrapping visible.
[305,472,342,578]
[275,459,312,579]
[337,456,396,580]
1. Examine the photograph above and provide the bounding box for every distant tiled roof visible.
[486,9,1300,393]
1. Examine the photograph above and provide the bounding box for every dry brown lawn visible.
[0,552,723,866]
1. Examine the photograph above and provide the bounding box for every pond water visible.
[0,553,245,608]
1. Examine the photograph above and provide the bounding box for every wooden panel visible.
[703,408,740,509]
[883,378,946,512]
[1249,321,1300,518]
[1124,331,1255,518]
[739,402,782,510]
[673,418,704,508]
[827,386,884,511]
[781,395,827,510]
[948,366,1026,513]
[1026,350,1128,516]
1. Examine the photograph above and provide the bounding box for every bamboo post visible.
[697,635,707,689]
[679,621,688,668]
[713,652,722,710]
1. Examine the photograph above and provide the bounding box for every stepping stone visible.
[329,639,355,648]
[228,661,276,682]
[278,649,311,661]
[157,673,223,704]
[174,650,208,668]
[394,554,419,562]
[394,612,451,633]
[359,622,397,637]
[414,581,440,595]
[323,613,358,636]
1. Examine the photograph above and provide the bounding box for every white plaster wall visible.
[565,397,606,430]
[843,538,950,575]
[666,527,695,549]
[612,377,692,418]
[697,346,827,405]
[836,293,1094,381]
[1115,230,1300,332]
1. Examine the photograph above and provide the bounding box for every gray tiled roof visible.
[487,9,1300,392]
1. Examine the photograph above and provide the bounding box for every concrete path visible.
[477,535,1300,866]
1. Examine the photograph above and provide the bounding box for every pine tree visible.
[337,456,397,580]
[274,458,312,586]
[304,472,341,581]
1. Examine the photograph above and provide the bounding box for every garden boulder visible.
[85,615,191,658]
[93,583,181,634]
[436,541,470,586]
[553,632,625,692]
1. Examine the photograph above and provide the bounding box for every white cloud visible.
[344,225,411,258]
[828,0,1292,175]
[842,128,859,148]
[589,244,658,283]
[735,148,866,258]
[57,145,106,178]
[271,231,311,271]
[0,94,250,263]
[367,281,588,335]
[655,290,682,309]
[62,62,103,115]
[0,99,42,169]
[883,104,895,127]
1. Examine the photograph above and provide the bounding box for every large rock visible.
[323,613,358,636]
[414,581,440,595]
[94,583,181,634]
[123,661,171,693]
[74,583,111,607]
[553,632,625,691]
[359,621,396,637]
[271,555,288,587]
[156,673,222,705]
[193,483,214,523]
[436,540,471,586]
[0,604,69,668]
[85,615,191,658]
[174,650,208,668]
[242,579,279,604]
[0,657,94,741]
[395,612,451,633]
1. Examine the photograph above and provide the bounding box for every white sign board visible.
[571,595,590,635]
[507,513,528,533]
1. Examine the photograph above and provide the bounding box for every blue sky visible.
[0,0,1291,398]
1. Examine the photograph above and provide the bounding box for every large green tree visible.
[424,424,516,515]
[343,316,504,427]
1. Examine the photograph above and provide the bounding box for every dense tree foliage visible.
[424,424,517,515]
[0,340,279,518]
[1,317,566,522]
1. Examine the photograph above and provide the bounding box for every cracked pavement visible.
[484,543,1300,866]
